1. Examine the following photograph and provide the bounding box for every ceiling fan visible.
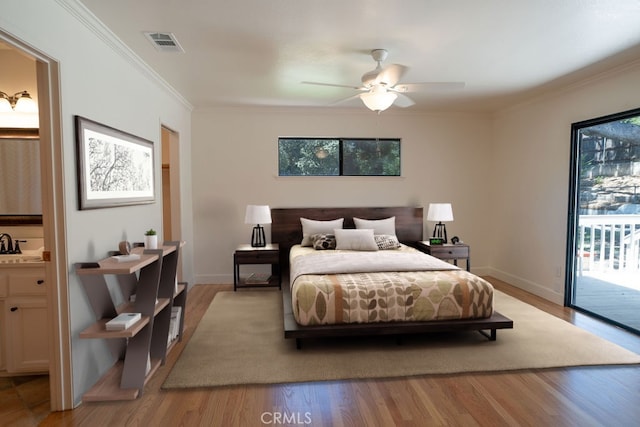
[302,49,465,113]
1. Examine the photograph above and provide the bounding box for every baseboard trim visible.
[487,268,564,305]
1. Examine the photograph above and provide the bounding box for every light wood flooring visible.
[19,278,640,426]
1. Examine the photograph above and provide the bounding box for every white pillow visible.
[300,217,344,246]
[334,228,378,251]
[353,216,396,236]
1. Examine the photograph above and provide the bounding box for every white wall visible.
[192,107,494,283]
[489,60,640,303]
[1,0,193,405]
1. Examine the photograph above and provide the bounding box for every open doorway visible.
[0,32,73,414]
[161,126,183,279]
[567,108,640,334]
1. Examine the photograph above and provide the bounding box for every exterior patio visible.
[574,214,640,333]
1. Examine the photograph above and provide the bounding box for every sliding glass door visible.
[567,108,640,334]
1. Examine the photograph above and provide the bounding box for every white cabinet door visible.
[6,297,48,373]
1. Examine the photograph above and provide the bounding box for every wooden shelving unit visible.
[76,241,187,402]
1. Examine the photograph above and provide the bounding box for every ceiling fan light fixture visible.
[360,89,397,113]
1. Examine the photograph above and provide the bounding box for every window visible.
[278,138,400,176]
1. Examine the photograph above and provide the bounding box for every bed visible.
[271,207,513,348]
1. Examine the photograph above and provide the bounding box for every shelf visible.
[77,241,186,402]
[79,298,171,339]
[79,316,151,339]
[175,283,186,297]
[82,357,162,402]
[75,244,179,276]
[237,277,280,288]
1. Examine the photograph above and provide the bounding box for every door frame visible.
[565,107,640,323]
[1,32,73,410]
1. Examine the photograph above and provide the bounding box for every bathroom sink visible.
[0,254,43,263]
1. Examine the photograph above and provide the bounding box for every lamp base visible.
[432,222,448,244]
[251,225,266,247]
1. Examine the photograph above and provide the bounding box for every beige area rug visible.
[163,290,640,389]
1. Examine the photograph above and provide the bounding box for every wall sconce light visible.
[427,203,454,243]
[244,204,272,247]
[0,90,39,128]
[0,91,38,113]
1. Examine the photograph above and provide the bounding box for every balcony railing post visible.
[577,214,640,274]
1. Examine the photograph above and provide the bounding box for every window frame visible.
[277,137,401,177]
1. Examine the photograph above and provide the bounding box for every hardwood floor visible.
[33,278,640,426]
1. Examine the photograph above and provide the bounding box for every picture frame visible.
[75,116,155,210]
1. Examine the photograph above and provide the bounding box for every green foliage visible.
[278,139,339,176]
[145,228,157,236]
[343,139,400,176]
[278,138,400,176]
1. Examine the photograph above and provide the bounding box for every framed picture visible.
[75,116,155,210]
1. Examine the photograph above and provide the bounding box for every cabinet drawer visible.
[429,246,469,259]
[9,274,46,296]
[235,251,279,264]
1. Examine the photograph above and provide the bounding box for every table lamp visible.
[244,205,271,247]
[427,203,454,243]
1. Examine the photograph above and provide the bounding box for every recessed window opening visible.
[278,137,401,176]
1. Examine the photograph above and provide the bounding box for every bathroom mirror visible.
[0,128,42,225]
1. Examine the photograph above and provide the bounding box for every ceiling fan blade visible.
[394,93,415,108]
[301,81,364,90]
[330,93,362,106]
[392,82,465,93]
[375,64,408,87]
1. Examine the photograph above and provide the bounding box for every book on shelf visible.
[111,254,141,263]
[245,273,272,284]
[167,306,182,346]
[105,312,141,331]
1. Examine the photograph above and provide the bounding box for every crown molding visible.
[56,0,193,111]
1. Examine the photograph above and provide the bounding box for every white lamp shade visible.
[244,205,272,224]
[0,97,12,113]
[360,88,397,112]
[14,95,38,113]
[427,203,454,222]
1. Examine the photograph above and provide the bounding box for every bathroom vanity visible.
[0,262,48,374]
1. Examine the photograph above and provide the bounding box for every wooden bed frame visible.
[271,207,513,348]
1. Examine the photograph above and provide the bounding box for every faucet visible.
[0,233,14,254]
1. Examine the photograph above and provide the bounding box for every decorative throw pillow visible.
[353,216,396,236]
[310,233,336,250]
[300,217,344,246]
[374,234,401,250]
[334,228,378,251]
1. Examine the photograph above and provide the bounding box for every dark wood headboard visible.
[271,207,424,271]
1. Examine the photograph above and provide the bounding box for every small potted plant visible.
[144,228,158,249]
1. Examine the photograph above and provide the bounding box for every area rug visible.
[162,290,640,389]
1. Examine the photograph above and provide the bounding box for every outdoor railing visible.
[578,214,640,272]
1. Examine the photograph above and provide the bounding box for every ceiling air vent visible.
[143,32,185,53]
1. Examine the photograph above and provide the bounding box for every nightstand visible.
[233,243,281,291]
[416,241,470,272]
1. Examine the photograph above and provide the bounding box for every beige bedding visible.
[289,245,494,326]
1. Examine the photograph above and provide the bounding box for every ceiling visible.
[78,0,640,113]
